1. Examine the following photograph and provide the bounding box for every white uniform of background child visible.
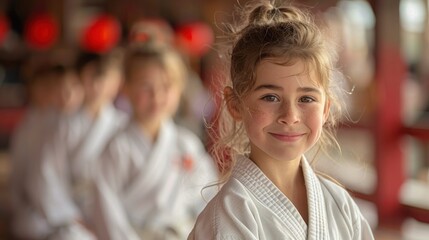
[25,50,128,240]
[10,62,83,239]
[91,44,218,240]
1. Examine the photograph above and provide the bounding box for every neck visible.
[250,153,308,224]
[134,116,161,143]
[249,153,303,196]
[84,100,107,118]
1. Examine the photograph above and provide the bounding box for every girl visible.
[91,44,218,240]
[27,49,128,240]
[188,1,374,240]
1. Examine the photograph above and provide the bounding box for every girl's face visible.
[125,61,181,125]
[233,59,329,164]
[82,66,122,105]
[50,72,83,113]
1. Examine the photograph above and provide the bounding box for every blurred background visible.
[0,0,428,239]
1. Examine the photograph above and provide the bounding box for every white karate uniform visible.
[9,108,63,239]
[188,155,375,240]
[18,105,127,239]
[92,119,218,240]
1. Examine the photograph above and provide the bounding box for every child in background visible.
[55,65,85,115]
[92,44,218,240]
[189,1,374,239]
[127,18,214,139]
[9,61,82,239]
[24,49,128,240]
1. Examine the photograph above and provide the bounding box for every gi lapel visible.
[69,106,121,207]
[233,156,307,239]
[122,120,179,208]
[301,157,329,240]
[70,106,119,181]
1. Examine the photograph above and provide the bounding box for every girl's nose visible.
[277,102,300,125]
[151,87,164,104]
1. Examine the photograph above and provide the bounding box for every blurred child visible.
[127,18,214,139]
[16,49,127,240]
[9,61,82,239]
[91,44,218,240]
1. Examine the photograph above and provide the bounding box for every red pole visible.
[373,0,407,225]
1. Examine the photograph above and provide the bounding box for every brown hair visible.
[76,48,125,80]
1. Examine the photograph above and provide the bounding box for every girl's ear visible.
[224,86,242,121]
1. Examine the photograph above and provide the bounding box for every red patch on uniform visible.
[182,155,194,171]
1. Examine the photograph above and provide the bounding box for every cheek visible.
[106,80,121,95]
[242,105,274,130]
[130,91,150,108]
[167,88,180,101]
[304,107,325,135]
[166,88,181,110]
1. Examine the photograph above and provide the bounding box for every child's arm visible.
[90,138,140,240]
[30,131,95,239]
[178,128,219,215]
[352,204,375,240]
[29,126,76,218]
[189,180,261,240]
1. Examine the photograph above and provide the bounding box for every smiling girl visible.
[188,1,374,239]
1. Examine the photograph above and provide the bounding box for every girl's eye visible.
[261,95,280,102]
[299,96,315,103]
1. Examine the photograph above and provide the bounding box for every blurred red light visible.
[81,14,121,53]
[0,14,9,44]
[24,13,58,50]
[176,22,214,57]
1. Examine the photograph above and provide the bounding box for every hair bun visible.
[247,2,309,25]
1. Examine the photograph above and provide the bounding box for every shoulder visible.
[97,126,137,175]
[98,126,133,167]
[66,109,88,128]
[174,123,209,158]
[176,125,204,147]
[318,175,349,197]
[65,112,85,132]
[318,176,358,209]
[214,178,257,213]
[175,123,218,178]
[111,107,129,126]
[318,175,375,238]
[103,123,150,156]
[191,178,259,238]
[55,110,89,142]
[103,125,133,152]
[318,175,364,221]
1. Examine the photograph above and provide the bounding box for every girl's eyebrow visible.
[253,84,283,91]
[297,87,322,95]
[253,84,322,95]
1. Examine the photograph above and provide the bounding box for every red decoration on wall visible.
[81,14,121,53]
[176,22,214,57]
[0,14,9,44]
[24,13,59,50]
